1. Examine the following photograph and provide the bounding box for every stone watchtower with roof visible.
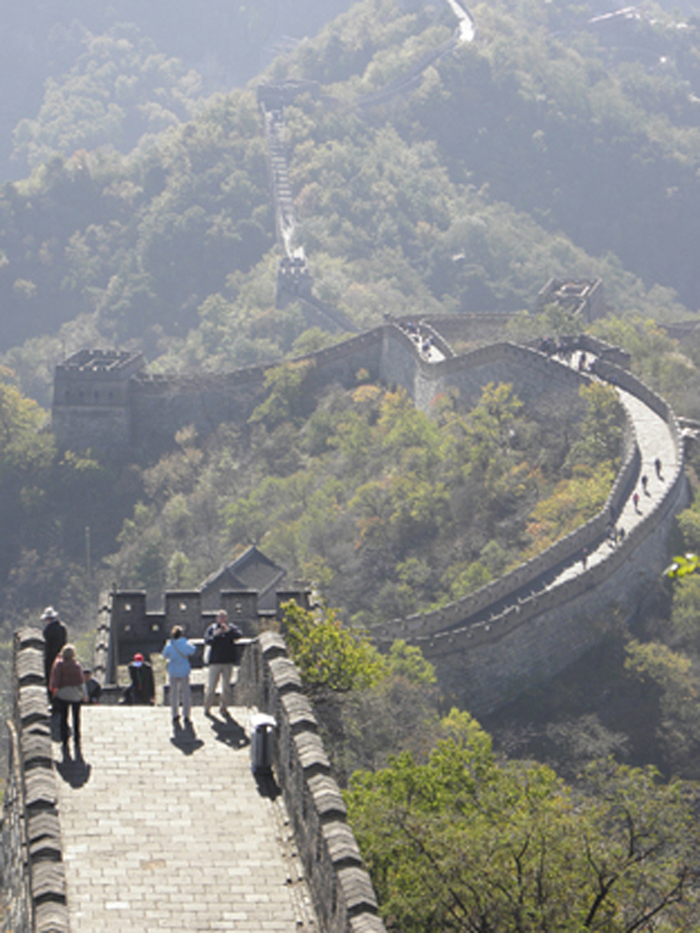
[52,350,146,452]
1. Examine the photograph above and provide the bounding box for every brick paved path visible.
[552,382,679,586]
[53,706,316,932]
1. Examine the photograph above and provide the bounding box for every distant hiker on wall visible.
[633,492,640,512]
[122,653,155,706]
[42,606,67,704]
[641,474,649,495]
[655,457,663,481]
[83,669,102,704]
[162,626,196,730]
[50,644,86,758]
[203,610,242,717]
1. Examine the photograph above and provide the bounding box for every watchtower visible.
[536,278,606,323]
[52,349,146,451]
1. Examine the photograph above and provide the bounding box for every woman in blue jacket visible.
[162,625,196,728]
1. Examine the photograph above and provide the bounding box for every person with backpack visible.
[162,626,196,730]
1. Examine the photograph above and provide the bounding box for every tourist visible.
[655,457,663,480]
[203,611,242,716]
[641,474,649,495]
[50,644,86,757]
[122,653,155,706]
[162,626,196,729]
[83,669,102,704]
[633,491,640,512]
[42,606,67,704]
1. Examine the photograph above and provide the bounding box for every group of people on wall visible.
[162,610,242,730]
[42,604,243,757]
[43,606,101,758]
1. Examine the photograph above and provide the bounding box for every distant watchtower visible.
[275,255,314,307]
[536,278,605,324]
[52,349,146,451]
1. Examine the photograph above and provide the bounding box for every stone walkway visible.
[53,706,316,932]
[551,377,679,586]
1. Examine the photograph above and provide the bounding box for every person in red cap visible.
[121,652,155,705]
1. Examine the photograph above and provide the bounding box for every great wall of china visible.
[3,0,693,928]
[51,322,690,717]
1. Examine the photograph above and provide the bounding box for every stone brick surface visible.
[294,732,331,775]
[336,866,378,916]
[268,657,303,694]
[322,823,363,868]
[33,900,70,933]
[53,706,317,932]
[18,685,50,728]
[17,647,45,686]
[307,774,347,822]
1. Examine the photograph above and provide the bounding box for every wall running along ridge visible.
[371,355,688,715]
[52,324,687,713]
[1,630,69,933]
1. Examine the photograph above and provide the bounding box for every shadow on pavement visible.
[55,753,92,788]
[254,771,281,800]
[50,712,62,743]
[208,711,249,750]
[170,722,204,755]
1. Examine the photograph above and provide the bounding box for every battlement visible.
[536,278,605,323]
[55,349,145,377]
[53,349,145,404]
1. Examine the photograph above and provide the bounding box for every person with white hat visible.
[42,606,67,704]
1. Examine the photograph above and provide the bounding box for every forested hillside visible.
[0,0,355,179]
[3,0,700,407]
[4,1,700,925]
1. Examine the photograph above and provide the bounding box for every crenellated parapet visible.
[1,630,69,933]
[236,631,387,933]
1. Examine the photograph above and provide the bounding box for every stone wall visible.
[54,325,594,457]
[373,405,638,646]
[1,630,69,933]
[236,632,386,933]
[51,404,132,452]
[1,721,31,933]
[126,329,384,455]
[378,331,590,418]
[373,362,688,715]
[425,451,688,714]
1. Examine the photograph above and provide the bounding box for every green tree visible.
[282,600,386,697]
[346,710,700,932]
[249,360,315,429]
[569,382,625,468]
